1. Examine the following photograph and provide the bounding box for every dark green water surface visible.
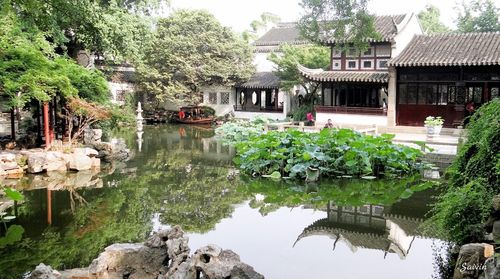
[0,125,444,279]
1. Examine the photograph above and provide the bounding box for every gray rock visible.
[493,195,500,212]
[0,153,16,162]
[493,221,500,242]
[230,263,265,279]
[190,245,242,279]
[0,161,19,171]
[485,257,500,279]
[453,243,493,279]
[45,152,67,172]
[27,263,61,279]
[27,153,47,173]
[68,154,92,171]
[89,243,167,279]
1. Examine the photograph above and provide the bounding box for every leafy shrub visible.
[233,128,424,179]
[292,104,315,121]
[200,106,216,116]
[427,99,500,245]
[424,116,444,126]
[215,117,269,144]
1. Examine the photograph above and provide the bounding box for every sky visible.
[166,0,478,32]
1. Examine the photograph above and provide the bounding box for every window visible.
[407,84,418,104]
[347,60,358,69]
[208,92,217,104]
[438,85,448,105]
[332,49,342,58]
[361,60,373,69]
[347,48,357,57]
[332,59,341,70]
[378,59,388,69]
[376,44,391,57]
[239,91,245,105]
[220,92,230,104]
[362,47,373,57]
[491,87,499,99]
[251,91,258,105]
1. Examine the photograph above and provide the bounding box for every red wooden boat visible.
[175,106,214,125]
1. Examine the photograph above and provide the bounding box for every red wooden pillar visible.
[47,189,52,225]
[43,102,51,149]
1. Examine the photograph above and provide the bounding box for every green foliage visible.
[6,0,156,62]
[233,128,424,179]
[241,175,434,215]
[0,10,110,108]
[215,118,267,144]
[427,99,500,245]
[292,104,315,121]
[242,12,281,42]
[418,5,451,34]
[138,9,254,106]
[456,0,500,32]
[4,188,24,201]
[426,180,493,244]
[0,225,24,248]
[200,106,215,117]
[269,44,330,100]
[298,0,381,52]
[424,116,444,127]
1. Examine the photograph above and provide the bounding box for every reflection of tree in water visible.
[0,172,161,277]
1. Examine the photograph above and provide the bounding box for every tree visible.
[5,0,157,62]
[456,0,500,32]
[138,10,254,106]
[242,12,281,42]
[268,44,330,104]
[418,5,450,34]
[298,0,380,52]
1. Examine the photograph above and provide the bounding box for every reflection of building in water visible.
[294,201,425,259]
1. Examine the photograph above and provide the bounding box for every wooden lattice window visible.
[208,92,217,104]
[220,92,230,104]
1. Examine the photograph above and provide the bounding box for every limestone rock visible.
[0,153,16,163]
[453,243,494,279]
[89,243,167,279]
[484,257,500,279]
[230,263,265,279]
[27,263,61,279]
[68,154,92,171]
[27,153,47,173]
[493,221,500,242]
[190,245,243,279]
[493,195,500,212]
[45,152,67,172]
[90,157,100,169]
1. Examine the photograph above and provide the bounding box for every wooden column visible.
[47,189,52,225]
[10,108,15,141]
[36,102,42,145]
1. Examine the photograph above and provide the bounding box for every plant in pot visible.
[424,116,444,137]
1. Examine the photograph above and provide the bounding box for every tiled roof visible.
[298,64,389,83]
[323,14,407,44]
[389,32,500,67]
[238,72,280,89]
[254,22,308,47]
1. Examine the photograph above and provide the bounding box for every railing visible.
[234,105,283,113]
[315,106,387,116]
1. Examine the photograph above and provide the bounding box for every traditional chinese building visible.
[202,22,308,119]
[387,32,500,127]
[299,13,423,126]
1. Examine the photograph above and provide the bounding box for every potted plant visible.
[424,116,444,137]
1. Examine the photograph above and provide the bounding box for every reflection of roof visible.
[254,22,307,47]
[238,72,280,89]
[298,64,389,83]
[323,14,407,44]
[383,214,424,237]
[389,32,500,67]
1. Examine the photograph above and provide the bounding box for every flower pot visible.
[425,125,442,137]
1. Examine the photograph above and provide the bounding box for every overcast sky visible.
[167,0,481,32]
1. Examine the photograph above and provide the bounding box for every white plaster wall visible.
[201,85,235,116]
[109,82,134,105]
[392,13,424,57]
[316,112,388,127]
[234,111,288,121]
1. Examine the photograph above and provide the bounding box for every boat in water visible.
[175,106,214,125]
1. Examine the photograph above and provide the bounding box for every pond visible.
[0,125,445,279]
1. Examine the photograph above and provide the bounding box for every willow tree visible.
[298,0,380,52]
[138,10,254,106]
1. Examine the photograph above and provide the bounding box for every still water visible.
[0,125,443,279]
